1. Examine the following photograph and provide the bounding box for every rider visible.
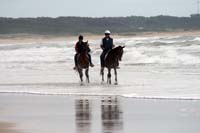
[74,35,94,70]
[100,30,115,68]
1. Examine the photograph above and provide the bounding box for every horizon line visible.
[0,14,200,19]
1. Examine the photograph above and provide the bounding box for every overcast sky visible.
[0,0,199,18]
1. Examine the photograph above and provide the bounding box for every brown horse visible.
[100,46,125,85]
[76,42,90,83]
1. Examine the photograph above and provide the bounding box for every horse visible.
[100,46,125,85]
[76,42,90,83]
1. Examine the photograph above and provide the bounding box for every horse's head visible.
[116,46,125,61]
[81,41,89,53]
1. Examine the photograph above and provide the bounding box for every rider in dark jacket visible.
[74,35,94,69]
[100,30,114,67]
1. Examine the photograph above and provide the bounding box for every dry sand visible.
[0,30,200,44]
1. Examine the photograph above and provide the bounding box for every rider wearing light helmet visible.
[100,30,115,68]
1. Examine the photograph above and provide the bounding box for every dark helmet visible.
[79,35,83,40]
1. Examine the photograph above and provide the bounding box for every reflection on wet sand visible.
[75,99,91,133]
[75,96,123,133]
[101,97,123,133]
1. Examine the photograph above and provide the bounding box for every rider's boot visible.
[73,65,77,70]
[90,62,94,67]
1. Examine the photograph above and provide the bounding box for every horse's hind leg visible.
[85,68,89,83]
[114,68,118,85]
[107,68,111,84]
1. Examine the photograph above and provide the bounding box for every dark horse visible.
[76,42,90,83]
[100,46,125,85]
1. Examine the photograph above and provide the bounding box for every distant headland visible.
[0,14,200,36]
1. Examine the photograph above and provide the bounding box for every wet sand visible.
[0,94,200,133]
[0,122,17,133]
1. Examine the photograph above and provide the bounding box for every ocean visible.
[0,35,200,100]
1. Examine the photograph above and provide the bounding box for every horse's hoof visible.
[114,82,118,85]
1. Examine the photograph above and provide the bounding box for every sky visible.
[0,0,199,18]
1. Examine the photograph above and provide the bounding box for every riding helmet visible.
[104,30,111,35]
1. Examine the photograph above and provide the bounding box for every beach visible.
[1,30,200,44]
[0,94,200,133]
[1,31,200,133]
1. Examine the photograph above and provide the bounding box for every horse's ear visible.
[86,41,89,46]
[122,46,125,48]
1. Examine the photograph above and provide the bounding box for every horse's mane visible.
[112,45,124,51]
[109,46,124,57]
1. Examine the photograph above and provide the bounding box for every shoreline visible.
[0,92,199,101]
[0,30,200,44]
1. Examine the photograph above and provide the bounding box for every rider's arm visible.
[87,44,91,52]
[88,47,91,52]
[111,38,115,48]
[75,43,78,53]
[100,39,104,50]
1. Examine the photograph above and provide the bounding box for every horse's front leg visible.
[85,68,89,83]
[78,68,83,83]
[114,68,118,85]
[107,68,111,84]
[101,67,104,82]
